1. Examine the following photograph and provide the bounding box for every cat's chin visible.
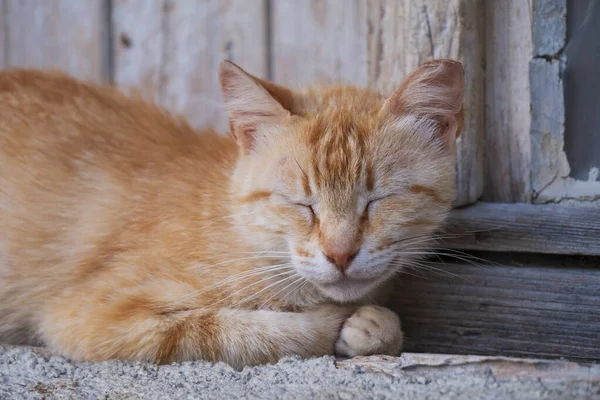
[316,277,381,303]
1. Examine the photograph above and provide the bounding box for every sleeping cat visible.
[0,59,464,369]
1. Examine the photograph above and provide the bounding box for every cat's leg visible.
[40,300,354,369]
[334,305,404,357]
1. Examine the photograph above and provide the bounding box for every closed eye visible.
[366,196,391,212]
[295,203,316,216]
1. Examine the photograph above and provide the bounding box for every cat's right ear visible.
[383,59,465,150]
[219,60,293,152]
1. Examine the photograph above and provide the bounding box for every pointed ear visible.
[384,59,465,147]
[219,60,294,151]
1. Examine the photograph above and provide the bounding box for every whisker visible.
[391,267,430,280]
[210,270,298,307]
[258,275,306,309]
[229,272,301,308]
[197,250,292,262]
[193,254,291,271]
[176,263,294,302]
[394,250,496,269]
[428,248,505,268]
[394,260,474,283]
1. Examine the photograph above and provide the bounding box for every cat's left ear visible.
[383,59,465,148]
[219,60,294,151]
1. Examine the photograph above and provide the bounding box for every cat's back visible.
[0,68,235,181]
[0,70,236,338]
[0,69,219,159]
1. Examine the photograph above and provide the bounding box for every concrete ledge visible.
[1,345,598,399]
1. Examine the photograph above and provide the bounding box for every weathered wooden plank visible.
[113,0,268,133]
[483,1,533,202]
[272,1,485,207]
[337,354,600,384]
[271,0,369,86]
[388,254,600,361]
[440,202,600,255]
[369,0,485,207]
[112,0,165,99]
[3,0,108,82]
[0,0,6,69]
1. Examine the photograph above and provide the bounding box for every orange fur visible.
[0,59,464,369]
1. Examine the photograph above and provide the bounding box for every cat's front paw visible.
[335,305,403,357]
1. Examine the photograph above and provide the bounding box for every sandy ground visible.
[1,345,598,399]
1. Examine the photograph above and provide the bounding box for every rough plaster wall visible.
[531,0,600,204]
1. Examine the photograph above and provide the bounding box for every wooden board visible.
[2,0,108,82]
[112,0,268,133]
[0,1,6,69]
[441,202,600,255]
[271,0,369,86]
[388,254,600,361]
[337,354,600,383]
[272,0,485,208]
[483,1,533,202]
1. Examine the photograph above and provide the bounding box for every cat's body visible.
[0,60,464,368]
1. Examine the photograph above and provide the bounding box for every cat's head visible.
[220,59,464,302]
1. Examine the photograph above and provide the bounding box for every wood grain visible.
[368,0,485,208]
[389,254,600,361]
[3,0,108,82]
[337,354,600,382]
[113,0,268,132]
[441,202,600,255]
[271,0,369,86]
[0,0,6,69]
[112,0,165,100]
[483,1,533,202]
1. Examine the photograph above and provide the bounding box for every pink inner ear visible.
[219,60,291,152]
[385,59,465,145]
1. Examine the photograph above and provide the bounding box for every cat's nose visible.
[324,249,359,273]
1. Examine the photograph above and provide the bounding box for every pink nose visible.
[324,249,359,273]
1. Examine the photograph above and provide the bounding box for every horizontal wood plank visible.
[442,202,600,255]
[388,253,600,361]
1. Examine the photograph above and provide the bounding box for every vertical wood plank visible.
[271,0,369,86]
[112,0,165,100]
[113,0,268,132]
[272,0,485,207]
[371,0,485,207]
[3,0,107,82]
[0,0,6,69]
[483,1,533,202]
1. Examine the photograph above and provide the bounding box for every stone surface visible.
[1,346,598,399]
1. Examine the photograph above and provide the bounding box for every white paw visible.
[335,305,403,357]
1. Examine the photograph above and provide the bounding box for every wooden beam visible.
[2,0,108,83]
[484,1,533,202]
[441,202,600,255]
[388,254,600,361]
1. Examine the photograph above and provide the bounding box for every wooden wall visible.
[0,0,485,207]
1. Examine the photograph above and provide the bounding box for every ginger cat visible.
[0,59,464,369]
